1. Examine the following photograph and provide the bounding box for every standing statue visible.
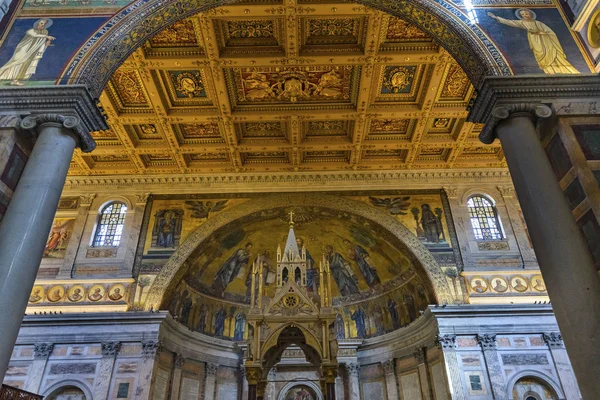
[421,204,442,243]
[234,312,246,341]
[351,308,367,338]
[343,239,380,287]
[214,306,227,337]
[325,245,360,296]
[212,243,253,293]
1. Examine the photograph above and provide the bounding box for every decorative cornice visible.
[207,362,219,376]
[0,85,106,152]
[543,332,563,348]
[345,362,359,377]
[33,343,54,359]
[477,334,497,350]
[175,353,186,368]
[101,341,122,356]
[64,169,512,191]
[436,334,457,350]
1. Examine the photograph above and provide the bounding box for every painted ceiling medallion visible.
[382,66,415,93]
[171,71,206,98]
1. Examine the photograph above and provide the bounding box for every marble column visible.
[477,334,506,400]
[204,362,218,400]
[382,359,398,400]
[170,354,185,400]
[543,333,581,400]
[57,193,96,278]
[437,335,465,399]
[0,114,94,380]
[23,343,54,393]
[345,363,360,400]
[135,340,161,400]
[93,341,121,399]
[490,104,600,397]
[123,193,150,277]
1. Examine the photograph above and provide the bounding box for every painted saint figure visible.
[234,312,246,341]
[214,306,226,337]
[343,239,380,287]
[195,304,208,333]
[488,9,578,74]
[153,209,182,248]
[0,19,56,85]
[325,245,359,296]
[211,243,253,293]
[351,307,367,338]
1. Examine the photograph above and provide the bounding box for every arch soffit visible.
[505,370,565,399]
[41,378,94,399]
[277,381,324,400]
[66,0,509,97]
[262,322,322,359]
[144,193,453,310]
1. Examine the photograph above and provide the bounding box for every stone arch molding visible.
[505,370,565,399]
[41,378,94,399]
[277,381,324,400]
[65,0,510,97]
[144,193,453,310]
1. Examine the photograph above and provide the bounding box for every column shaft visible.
[437,337,466,399]
[382,360,398,400]
[134,341,160,400]
[0,123,77,380]
[496,111,600,397]
[345,363,360,400]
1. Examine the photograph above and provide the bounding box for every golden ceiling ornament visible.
[370,119,409,133]
[173,72,205,98]
[140,124,158,136]
[442,64,470,98]
[308,18,355,36]
[226,19,275,38]
[383,66,415,93]
[433,118,450,128]
[386,17,429,40]
[112,70,146,105]
[150,19,197,47]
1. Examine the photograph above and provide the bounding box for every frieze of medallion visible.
[226,66,359,111]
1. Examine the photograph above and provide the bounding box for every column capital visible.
[413,348,425,364]
[477,334,497,350]
[381,359,395,375]
[174,354,186,368]
[244,366,261,385]
[78,193,96,207]
[206,362,219,376]
[497,185,515,199]
[135,193,151,205]
[345,362,359,377]
[141,340,161,360]
[443,187,459,199]
[543,332,564,348]
[0,85,107,152]
[478,103,553,145]
[436,334,457,350]
[33,343,54,359]
[101,341,121,357]
[321,365,338,383]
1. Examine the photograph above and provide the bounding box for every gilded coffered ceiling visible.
[71,1,504,176]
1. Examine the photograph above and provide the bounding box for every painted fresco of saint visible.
[488,9,578,74]
[0,19,55,85]
[211,243,253,293]
[343,239,380,287]
[325,245,359,296]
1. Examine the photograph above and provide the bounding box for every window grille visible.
[467,196,503,240]
[93,202,127,247]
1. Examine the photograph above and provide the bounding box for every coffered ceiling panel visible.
[80,1,504,177]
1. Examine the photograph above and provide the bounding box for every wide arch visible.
[277,381,324,400]
[41,379,94,399]
[63,0,509,97]
[143,193,453,310]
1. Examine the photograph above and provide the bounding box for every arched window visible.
[467,195,504,240]
[92,202,127,247]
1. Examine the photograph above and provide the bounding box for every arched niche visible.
[506,371,564,400]
[144,193,452,311]
[42,379,93,400]
[64,0,509,96]
[277,381,324,400]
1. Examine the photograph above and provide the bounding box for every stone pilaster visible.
[266,367,276,400]
[437,335,465,399]
[23,343,54,393]
[543,333,581,400]
[413,348,432,400]
[122,193,150,277]
[382,359,398,400]
[204,362,218,400]
[57,193,96,278]
[170,353,185,400]
[477,334,506,400]
[135,340,161,400]
[93,341,121,399]
[345,363,360,400]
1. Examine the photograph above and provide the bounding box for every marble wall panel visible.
[400,371,422,400]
